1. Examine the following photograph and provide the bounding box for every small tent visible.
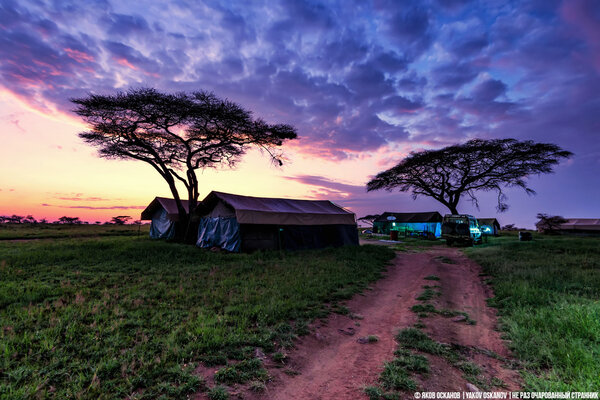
[195,191,359,252]
[373,212,443,238]
[141,197,190,239]
[477,218,501,236]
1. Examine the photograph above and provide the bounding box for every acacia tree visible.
[367,139,572,214]
[535,213,567,234]
[358,214,381,227]
[111,216,131,225]
[73,88,297,241]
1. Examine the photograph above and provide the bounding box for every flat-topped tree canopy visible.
[367,138,572,214]
[73,88,297,242]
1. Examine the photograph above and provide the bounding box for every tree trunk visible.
[183,196,199,245]
[448,205,459,214]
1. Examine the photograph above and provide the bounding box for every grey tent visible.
[195,191,359,252]
[141,197,190,239]
[477,218,501,236]
[558,218,600,234]
[373,212,443,237]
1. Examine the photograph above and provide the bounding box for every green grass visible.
[207,385,229,400]
[0,223,149,240]
[0,233,395,399]
[365,330,432,399]
[423,275,440,281]
[466,234,600,391]
[416,287,441,301]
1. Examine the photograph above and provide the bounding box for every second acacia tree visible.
[367,139,572,214]
[73,88,297,241]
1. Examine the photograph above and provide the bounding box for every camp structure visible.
[195,191,359,252]
[141,197,190,239]
[557,218,600,235]
[373,212,443,238]
[477,218,501,236]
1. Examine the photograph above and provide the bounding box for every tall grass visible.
[466,235,600,390]
[0,223,149,240]
[0,235,394,399]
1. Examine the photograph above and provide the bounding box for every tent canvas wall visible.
[195,191,359,252]
[477,218,501,236]
[373,212,443,238]
[141,197,190,239]
[558,218,600,235]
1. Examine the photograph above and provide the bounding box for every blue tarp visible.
[378,222,442,237]
[149,207,176,239]
[196,217,241,252]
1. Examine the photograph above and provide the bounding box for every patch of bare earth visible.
[194,248,521,399]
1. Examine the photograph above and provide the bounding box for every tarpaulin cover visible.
[196,217,241,252]
[374,211,442,223]
[199,191,356,225]
[376,221,442,237]
[149,208,176,239]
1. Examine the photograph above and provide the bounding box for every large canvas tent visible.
[477,218,501,236]
[141,197,190,239]
[373,212,443,238]
[558,218,600,235]
[195,191,359,252]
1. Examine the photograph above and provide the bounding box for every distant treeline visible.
[0,215,142,225]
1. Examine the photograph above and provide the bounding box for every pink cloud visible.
[41,203,145,210]
[116,57,138,70]
[64,48,95,63]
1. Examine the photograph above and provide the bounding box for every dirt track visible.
[199,248,521,399]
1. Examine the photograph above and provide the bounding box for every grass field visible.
[0,228,395,399]
[466,234,600,391]
[0,223,149,240]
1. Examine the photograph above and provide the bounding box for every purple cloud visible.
[0,0,597,170]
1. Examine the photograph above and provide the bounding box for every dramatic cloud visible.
[41,203,145,210]
[1,0,598,226]
[1,0,597,161]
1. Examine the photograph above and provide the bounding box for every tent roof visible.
[198,191,356,226]
[559,218,600,231]
[374,211,443,223]
[141,197,190,221]
[477,218,501,228]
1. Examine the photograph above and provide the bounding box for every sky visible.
[0,0,598,228]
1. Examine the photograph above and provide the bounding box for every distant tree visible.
[23,215,37,224]
[367,139,572,214]
[95,221,101,225]
[132,220,142,225]
[501,223,518,231]
[535,213,567,234]
[39,218,48,224]
[57,216,81,224]
[73,88,297,242]
[0,216,7,224]
[111,215,131,225]
[7,215,25,224]
[358,214,381,227]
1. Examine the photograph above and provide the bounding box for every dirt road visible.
[200,248,521,399]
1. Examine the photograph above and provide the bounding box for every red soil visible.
[195,247,521,399]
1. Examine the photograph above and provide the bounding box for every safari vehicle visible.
[441,214,482,246]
